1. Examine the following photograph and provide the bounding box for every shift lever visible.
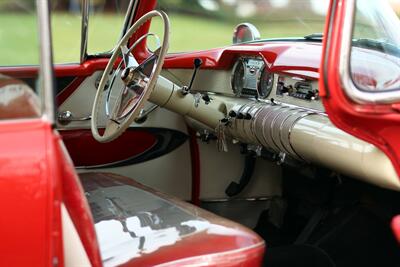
[181,58,202,95]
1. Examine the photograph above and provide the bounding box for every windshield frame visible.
[79,0,138,63]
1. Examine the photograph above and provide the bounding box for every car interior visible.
[1,0,400,266]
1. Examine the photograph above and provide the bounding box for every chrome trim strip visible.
[37,0,55,124]
[274,108,296,154]
[80,0,89,63]
[339,0,400,104]
[252,106,269,146]
[280,110,307,160]
[240,104,252,142]
[287,112,316,162]
[120,0,138,39]
[235,104,249,142]
[263,106,283,152]
[201,197,274,203]
[248,103,263,144]
[269,106,289,152]
[258,106,278,150]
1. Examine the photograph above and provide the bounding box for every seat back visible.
[0,75,40,119]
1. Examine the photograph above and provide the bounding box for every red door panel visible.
[60,128,188,168]
[61,128,157,167]
[0,119,63,266]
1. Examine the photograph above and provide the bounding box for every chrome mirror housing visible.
[232,23,261,44]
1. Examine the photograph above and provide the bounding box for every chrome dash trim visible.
[287,112,317,162]
[263,105,283,152]
[272,108,296,154]
[280,110,308,160]
[269,106,290,153]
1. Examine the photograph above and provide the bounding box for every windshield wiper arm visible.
[304,33,323,40]
[352,38,400,57]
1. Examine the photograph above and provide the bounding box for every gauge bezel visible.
[231,58,246,96]
[257,66,275,99]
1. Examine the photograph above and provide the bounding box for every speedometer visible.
[231,59,246,96]
[257,67,274,99]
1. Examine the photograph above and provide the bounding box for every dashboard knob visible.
[237,113,244,119]
[228,110,237,118]
[305,90,317,100]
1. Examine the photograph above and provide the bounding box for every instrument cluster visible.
[230,56,324,112]
[231,57,274,99]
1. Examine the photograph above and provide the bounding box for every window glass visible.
[51,0,82,63]
[51,0,128,64]
[87,0,127,55]
[0,0,41,119]
[0,0,88,65]
[0,0,39,65]
[350,0,400,91]
[150,0,329,53]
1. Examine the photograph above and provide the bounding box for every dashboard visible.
[157,42,400,191]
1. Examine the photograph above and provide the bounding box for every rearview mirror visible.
[232,23,261,44]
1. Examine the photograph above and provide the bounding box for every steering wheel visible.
[91,10,170,143]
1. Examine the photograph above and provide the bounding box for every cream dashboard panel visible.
[162,69,233,95]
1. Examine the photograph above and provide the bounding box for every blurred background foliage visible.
[1,0,400,65]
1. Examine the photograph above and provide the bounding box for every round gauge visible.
[257,67,274,99]
[231,59,246,96]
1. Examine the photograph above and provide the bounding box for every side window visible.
[51,1,82,64]
[0,0,81,65]
[51,0,128,64]
[0,0,41,119]
[0,1,39,66]
[350,0,400,91]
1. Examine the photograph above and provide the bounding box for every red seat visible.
[0,75,40,119]
[79,172,265,267]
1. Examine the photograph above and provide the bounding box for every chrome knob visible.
[57,111,91,125]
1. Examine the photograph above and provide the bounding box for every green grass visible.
[0,13,325,65]
[151,15,325,52]
[0,14,40,65]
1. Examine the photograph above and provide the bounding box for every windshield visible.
[152,0,329,52]
[350,0,400,92]
[353,0,400,46]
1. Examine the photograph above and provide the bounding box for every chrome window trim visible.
[37,0,55,124]
[120,0,138,40]
[80,0,89,63]
[339,0,400,104]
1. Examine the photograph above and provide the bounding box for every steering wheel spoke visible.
[120,44,139,68]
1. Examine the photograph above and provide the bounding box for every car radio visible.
[276,76,319,100]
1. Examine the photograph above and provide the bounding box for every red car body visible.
[0,0,400,266]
